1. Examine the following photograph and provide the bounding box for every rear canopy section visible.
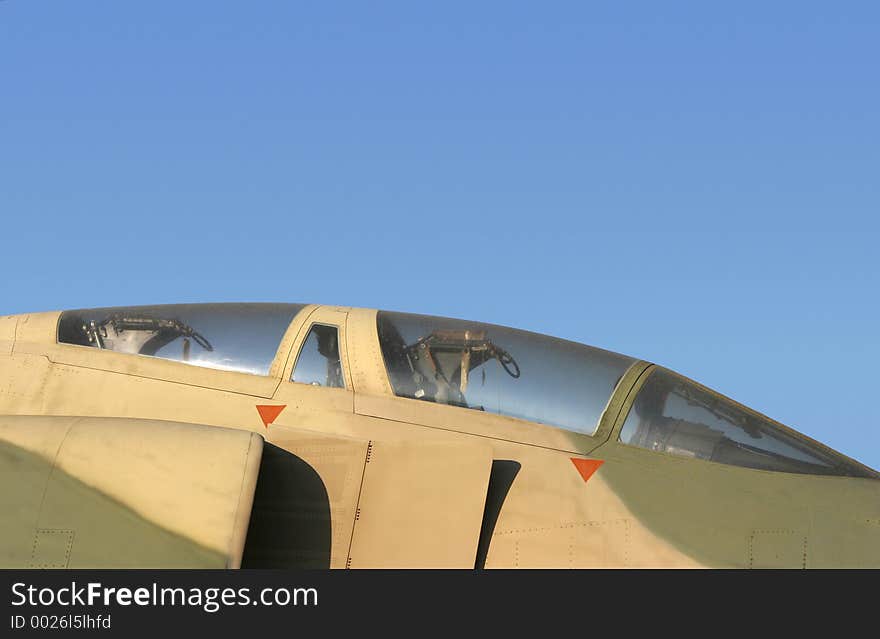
[57,303,306,376]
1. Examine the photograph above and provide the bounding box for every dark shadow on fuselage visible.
[241,443,331,568]
[475,460,521,569]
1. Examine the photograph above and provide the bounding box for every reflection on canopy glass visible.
[619,368,871,477]
[292,324,345,388]
[377,310,635,435]
[58,303,306,376]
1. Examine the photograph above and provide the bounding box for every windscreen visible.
[58,303,306,376]
[619,368,874,477]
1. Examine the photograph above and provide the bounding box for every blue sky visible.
[2,2,878,468]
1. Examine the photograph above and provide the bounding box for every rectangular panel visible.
[486,519,631,568]
[347,440,493,568]
[749,530,807,569]
[30,529,74,569]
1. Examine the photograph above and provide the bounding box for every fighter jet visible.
[1,303,877,568]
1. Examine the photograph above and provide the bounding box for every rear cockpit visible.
[58,303,306,375]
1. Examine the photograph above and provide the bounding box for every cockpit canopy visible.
[376,310,634,435]
[618,367,872,477]
[375,311,874,479]
[58,303,305,375]
[56,303,875,478]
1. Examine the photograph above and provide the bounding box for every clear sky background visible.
[2,2,878,468]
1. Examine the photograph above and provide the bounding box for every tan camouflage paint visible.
[0,416,261,568]
[0,306,877,568]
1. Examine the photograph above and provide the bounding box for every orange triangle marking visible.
[256,404,286,428]
[570,458,604,483]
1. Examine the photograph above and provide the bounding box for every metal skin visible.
[0,305,877,568]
